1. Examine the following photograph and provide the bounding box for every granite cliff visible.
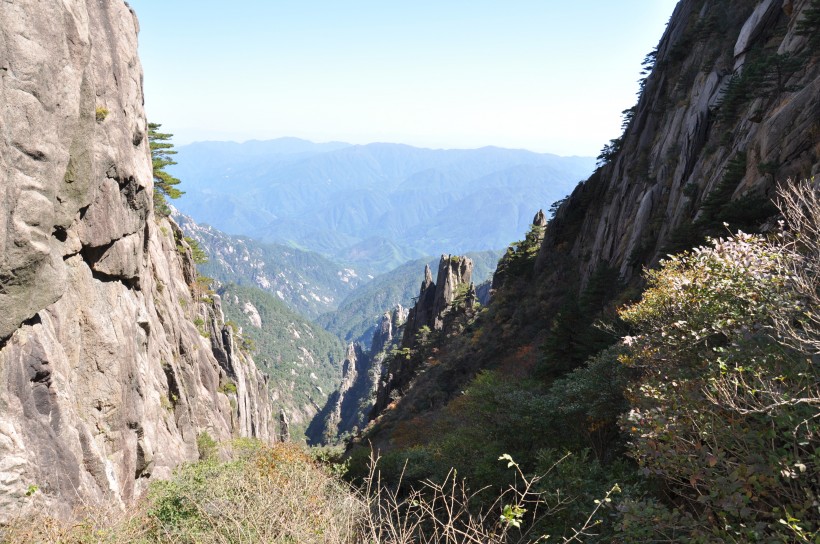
[0,0,273,520]
[538,0,819,289]
[310,305,407,442]
[371,255,474,419]
[354,0,819,457]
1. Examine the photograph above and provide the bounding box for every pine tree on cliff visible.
[149,122,184,216]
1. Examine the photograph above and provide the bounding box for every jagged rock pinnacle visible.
[533,209,547,227]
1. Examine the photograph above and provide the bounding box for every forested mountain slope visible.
[349,0,820,540]
[175,212,367,318]
[216,284,346,442]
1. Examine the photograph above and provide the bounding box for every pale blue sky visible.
[128,1,679,156]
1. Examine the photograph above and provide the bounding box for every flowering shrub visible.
[618,218,818,540]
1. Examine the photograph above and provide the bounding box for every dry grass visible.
[1,442,612,543]
[1,442,362,544]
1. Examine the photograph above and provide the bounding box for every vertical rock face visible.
[370,305,406,356]
[537,0,819,290]
[0,0,273,520]
[431,255,473,330]
[279,409,291,443]
[402,255,473,348]
[310,304,408,442]
[317,342,372,440]
[373,255,473,418]
[334,343,369,431]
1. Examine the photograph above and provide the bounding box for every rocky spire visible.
[371,312,394,355]
[465,282,477,311]
[432,255,473,330]
[423,263,434,288]
[533,209,547,227]
[279,409,291,442]
[374,255,474,418]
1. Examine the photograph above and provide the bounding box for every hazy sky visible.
[128,1,679,156]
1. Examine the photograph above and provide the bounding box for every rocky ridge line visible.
[372,255,474,418]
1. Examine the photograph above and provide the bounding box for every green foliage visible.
[195,431,218,461]
[699,152,748,223]
[545,347,632,458]
[796,0,820,52]
[596,137,623,167]
[499,502,526,529]
[618,232,818,541]
[548,197,567,220]
[717,49,806,123]
[149,122,184,217]
[219,381,237,395]
[183,236,207,264]
[540,264,623,377]
[192,317,208,338]
[495,223,545,282]
[361,344,639,540]
[190,276,214,303]
[95,106,109,122]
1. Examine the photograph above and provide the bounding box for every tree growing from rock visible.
[149,122,184,216]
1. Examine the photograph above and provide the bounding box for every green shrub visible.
[219,381,237,395]
[195,431,217,461]
[95,106,109,122]
[191,317,209,338]
[618,230,818,540]
[184,236,208,264]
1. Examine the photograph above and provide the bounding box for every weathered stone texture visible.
[536,0,819,287]
[372,255,473,418]
[0,0,273,520]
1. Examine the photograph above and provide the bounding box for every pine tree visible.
[149,122,184,216]
[796,0,820,52]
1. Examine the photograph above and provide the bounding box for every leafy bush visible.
[219,381,237,395]
[618,226,819,541]
[195,431,217,461]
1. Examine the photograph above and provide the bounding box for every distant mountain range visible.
[170,138,594,272]
[177,211,501,341]
[174,211,368,319]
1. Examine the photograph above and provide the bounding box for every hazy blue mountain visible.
[175,211,370,319]
[171,139,594,272]
[317,250,503,346]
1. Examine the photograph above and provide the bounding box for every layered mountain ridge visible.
[174,211,368,318]
[170,139,596,272]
